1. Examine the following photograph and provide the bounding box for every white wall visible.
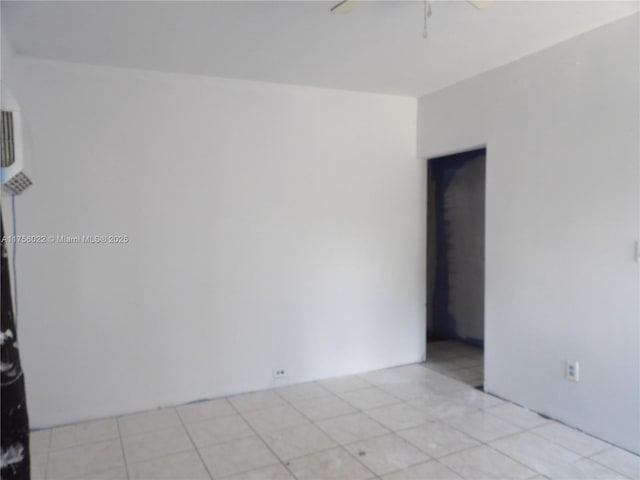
[419,14,640,453]
[0,57,422,428]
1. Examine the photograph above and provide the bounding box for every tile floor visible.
[424,340,484,388]
[30,343,639,479]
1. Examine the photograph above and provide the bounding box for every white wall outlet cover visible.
[272,369,287,378]
[565,361,579,382]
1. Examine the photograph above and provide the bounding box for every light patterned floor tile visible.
[402,390,451,409]
[320,375,372,394]
[198,436,279,478]
[398,421,480,458]
[316,412,390,445]
[408,397,477,420]
[46,439,124,480]
[439,445,536,480]
[262,423,336,461]
[549,457,630,480]
[121,425,193,464]
[381,460,463,480]
[390,365,436,381]
[31,453,47,480]
[229,390,287,413]
[117,408,181,437]
[30,429,52,457]
[223,463,295,480]
[359,370,413,386]
[287,447,374,480]
[424,363,465,375]
[177,398,235,423]
[36,353,637,480]
[490,431,581,477]
[485,403,550,429]
[185,414,254,448]
[379,381,440,401]
[338,387,401,410]
[443,410,522,442]
[291,395,357,421]
[531,423,610,457]
[68,465,128,479]
[447,368,482,383]
[275,382,332,402]
[364,403,432,431]
[423,377,472,395]
[242,405,309,434]
[590,447,640,480]
[127,450,210,480]
[51,418,119,451]
[453,389,505,409]
[345,433,430,476]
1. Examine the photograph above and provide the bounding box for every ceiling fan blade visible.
[466,0,495,9]
[331,0,360,15]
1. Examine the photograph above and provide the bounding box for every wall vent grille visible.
[3,171,32,195]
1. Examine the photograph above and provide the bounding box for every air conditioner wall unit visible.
[1,84,32,195]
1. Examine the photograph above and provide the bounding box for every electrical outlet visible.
[565,360,579,382]
[273,368,287,379]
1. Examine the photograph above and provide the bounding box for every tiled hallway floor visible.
[31,363,639,480]
[424,340,484,388]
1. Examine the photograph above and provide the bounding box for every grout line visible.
[322,383,375,396]
[43,424,123,454]
[114,418,131,480]
[174,409,215,480]
[286,403,358,424]
[584,449,637,479]
[36,354,634,480]
[117,410,195,470]
[470,410,622,478]
[525,427,611,459]
[41,427,53,480]
[40,420,133,480]
[338,443,384,479]
[268,382,381,479]
[311,422,391,478]
[284,385,438,478]
[281,443,351,464]
[482,442,559,477]
[378,445,479,478]
[47,435,132,455]
[585,446,625,459]
[480,408,551,432]
[437,439,546,478]
[228,394,302,480]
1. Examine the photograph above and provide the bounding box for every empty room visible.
[0,1,638,479]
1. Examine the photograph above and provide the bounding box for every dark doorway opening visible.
[426,148,486,386]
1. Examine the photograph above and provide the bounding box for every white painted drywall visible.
[0,57,422,428]
[419,14,640,453]
[1,31,16,84]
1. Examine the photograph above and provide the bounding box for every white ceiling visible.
[2,1,638,97]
